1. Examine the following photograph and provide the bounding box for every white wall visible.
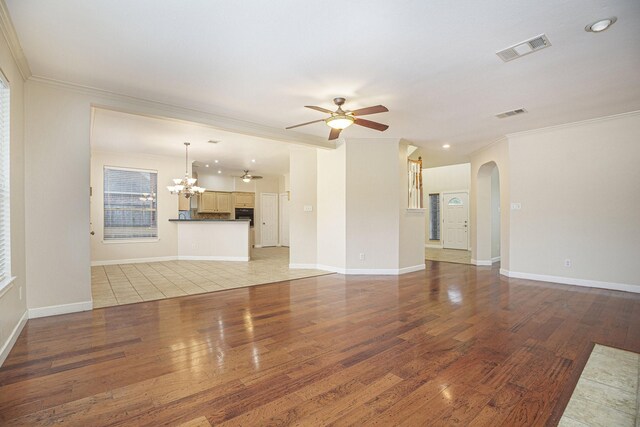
[508,112,640,288]
[399,140,426,270]
[0,28,27,365]
[289,147,317,266]
[317,142,346,269]
[423,163,470,243]
[195,173,235,192]
[90,150,183,264]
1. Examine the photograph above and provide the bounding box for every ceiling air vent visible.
[207,139,220,144]
[496,34,551,62]
[496,108,527,119]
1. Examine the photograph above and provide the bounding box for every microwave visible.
[235,208,254,226]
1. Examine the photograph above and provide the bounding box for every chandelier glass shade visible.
[167,142,206,198]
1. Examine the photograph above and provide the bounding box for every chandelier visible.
[167,142,205,198]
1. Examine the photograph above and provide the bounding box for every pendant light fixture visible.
[167,142,205,198]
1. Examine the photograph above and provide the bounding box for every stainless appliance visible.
[235,208,254,226]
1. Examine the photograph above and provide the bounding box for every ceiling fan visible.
[286,97,389,140]
[233,170,263,183]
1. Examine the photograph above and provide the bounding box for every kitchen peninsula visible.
[169,219,251,261]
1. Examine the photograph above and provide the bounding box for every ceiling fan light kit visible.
[286,97,389,140]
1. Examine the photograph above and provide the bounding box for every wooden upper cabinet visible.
[178,195,190,211]
[216,192,232,213]
[197,191,232,213]
[233,192,255,208]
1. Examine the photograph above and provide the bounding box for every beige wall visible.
[345,139,400,269]
[90,150,183,264]
[0,29,27,365]
[399,140,426,269]
[317,142,346,269]
[289,147,317,266]
[508,112,640,287]
[470,138,510,268]
[422,163,470,243]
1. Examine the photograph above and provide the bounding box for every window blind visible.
[104,167,158,240]
[0,77,10,283]
[429,193,440,240]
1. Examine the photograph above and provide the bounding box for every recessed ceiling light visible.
[217,170,222,174]
[585,17,617,33]
[205,164,209,168]
[442,144,450,149]
[251,159,256,163]
[214,160,219,163]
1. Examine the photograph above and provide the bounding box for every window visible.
[104,167,158,240]
[447,197,463,206]
[0,75,9,283]
[429,193,440,240]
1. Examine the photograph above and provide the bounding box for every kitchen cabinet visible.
[178,195,190,211]
[233,192,255,208]
[198,191,232,213]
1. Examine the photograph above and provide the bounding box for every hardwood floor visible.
[1,261,639,426]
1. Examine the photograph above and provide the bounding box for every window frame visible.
[103,166,159,242]
[0,70,12,293]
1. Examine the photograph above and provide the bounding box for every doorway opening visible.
[475,161,500,265]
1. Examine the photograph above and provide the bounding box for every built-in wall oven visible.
[235,208,254,226]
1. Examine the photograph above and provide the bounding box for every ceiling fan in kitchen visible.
[233,170,263,183]
[286,97,389,140]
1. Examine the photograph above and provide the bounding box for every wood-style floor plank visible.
[1,261,639,426]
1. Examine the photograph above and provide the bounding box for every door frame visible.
[260,192,278,247]
[441,190,470,250]
[278,192,289,247]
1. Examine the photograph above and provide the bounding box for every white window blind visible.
[0,76,10,283]
[104,167,158,240]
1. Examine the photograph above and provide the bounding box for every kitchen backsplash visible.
[190,209,231,220]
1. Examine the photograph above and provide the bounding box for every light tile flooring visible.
[91,247,330,309]
[425,247,472,265]
[559,344,640,427]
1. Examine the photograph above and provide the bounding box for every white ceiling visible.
[91,108,292,176]
[7,1,640,166]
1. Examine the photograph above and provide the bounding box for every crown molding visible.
[27,75,335,150]
[506,110,640,139]
[0,0,31,81]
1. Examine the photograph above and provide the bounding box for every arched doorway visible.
[475,162,500,265]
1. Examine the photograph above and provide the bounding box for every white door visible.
[279,193,290,247]
[443,192,468,250]
[260,193,278,247]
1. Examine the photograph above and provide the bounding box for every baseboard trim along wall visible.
[500,269,640,294]
[0,310,28,367]
[425,243,442,249]
[177,256,249,262]
[91,256,178,266]
[471,259,492,266]
[291,264,426,275]
[491,256,501,263]
[28,300,94,319]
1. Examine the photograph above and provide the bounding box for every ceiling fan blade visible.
[328,128,341,140]
[285,119,325,130]
[252,176,263,179]
[350,105,388,116]
[305,105,334,114]
[354,118,389,131]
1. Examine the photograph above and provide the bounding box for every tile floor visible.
[425,247,472,265]
[559,344,640,427]
[91,247,330,308]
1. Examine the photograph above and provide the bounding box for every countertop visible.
[169,219,250,222]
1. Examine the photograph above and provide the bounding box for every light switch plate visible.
[511,203,522,210]
[304,205,313,212]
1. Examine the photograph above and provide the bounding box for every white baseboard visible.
[28,300,93,319]
[500,269,640,294]
[471,259,492,266]
[289,263,319,269]
[296,263,426,276]
[178,256,249,262]
[491,256,501,263]
[0,310,28,367]
[91,256,177,266]
[425,243,442,249]
[254,244,263,248]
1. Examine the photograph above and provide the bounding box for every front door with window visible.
[443,192,468,250]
